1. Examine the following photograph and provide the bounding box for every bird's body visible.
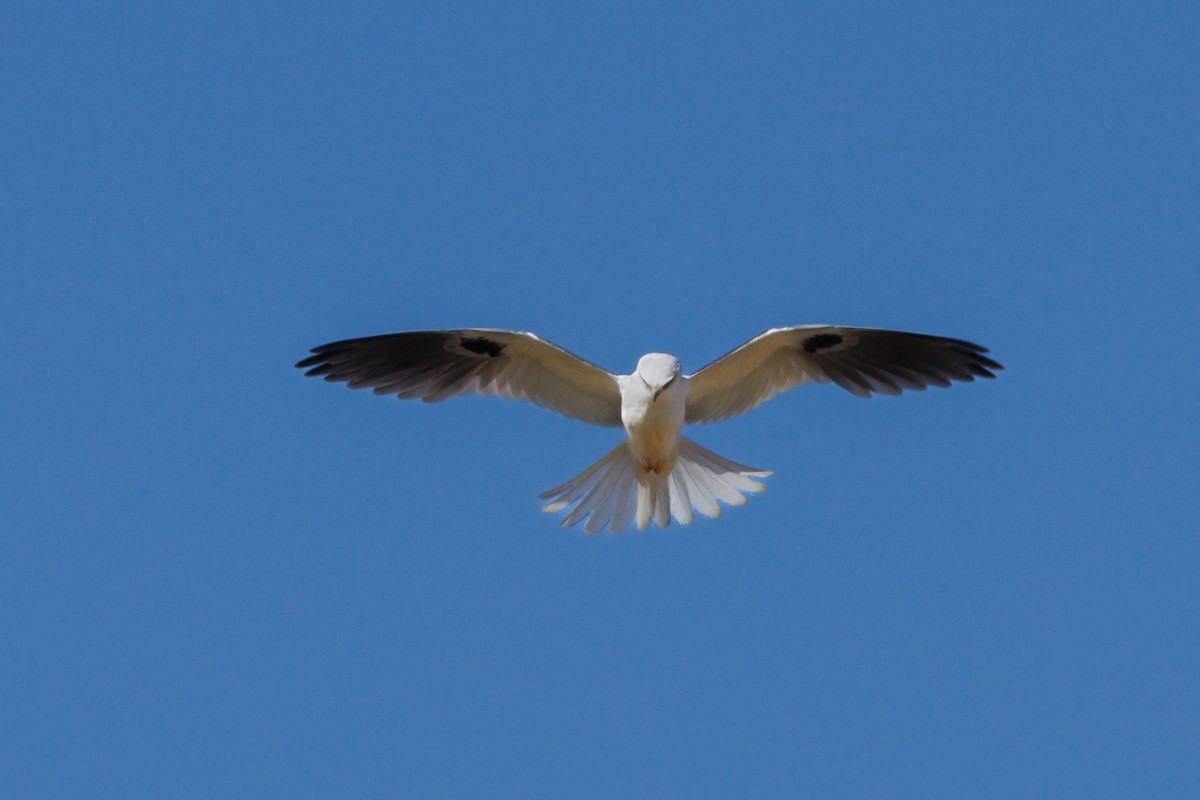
[620,353,685,477]
[297,325,1002,533]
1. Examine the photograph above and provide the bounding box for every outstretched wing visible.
[297,329,623,427]
[685,325,1002,424]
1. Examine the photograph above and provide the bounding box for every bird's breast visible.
[620,379,685,470]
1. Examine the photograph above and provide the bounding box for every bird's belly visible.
[628,423,676,458]
[622,399,683,477]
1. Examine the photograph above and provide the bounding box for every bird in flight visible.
[297,326,1001,534]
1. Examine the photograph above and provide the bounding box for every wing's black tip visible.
[296,340,347,373]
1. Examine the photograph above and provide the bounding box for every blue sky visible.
[3,2,1198,797]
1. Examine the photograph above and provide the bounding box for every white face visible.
[635,353,681,389]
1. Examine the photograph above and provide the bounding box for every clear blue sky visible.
[4,3,1198,797]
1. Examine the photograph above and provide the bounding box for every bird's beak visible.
[652,387,663,401]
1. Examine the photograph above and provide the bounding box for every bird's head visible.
[636,353,682,400]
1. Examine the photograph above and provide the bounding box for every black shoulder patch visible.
[460,336,506,358]
[802,333,843,353]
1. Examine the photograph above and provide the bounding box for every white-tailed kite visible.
[297,326,1001,533]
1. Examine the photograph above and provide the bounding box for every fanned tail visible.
[538,442,638,535]
[539,437,771,534]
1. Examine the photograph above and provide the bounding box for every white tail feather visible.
[539,437,771,534]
